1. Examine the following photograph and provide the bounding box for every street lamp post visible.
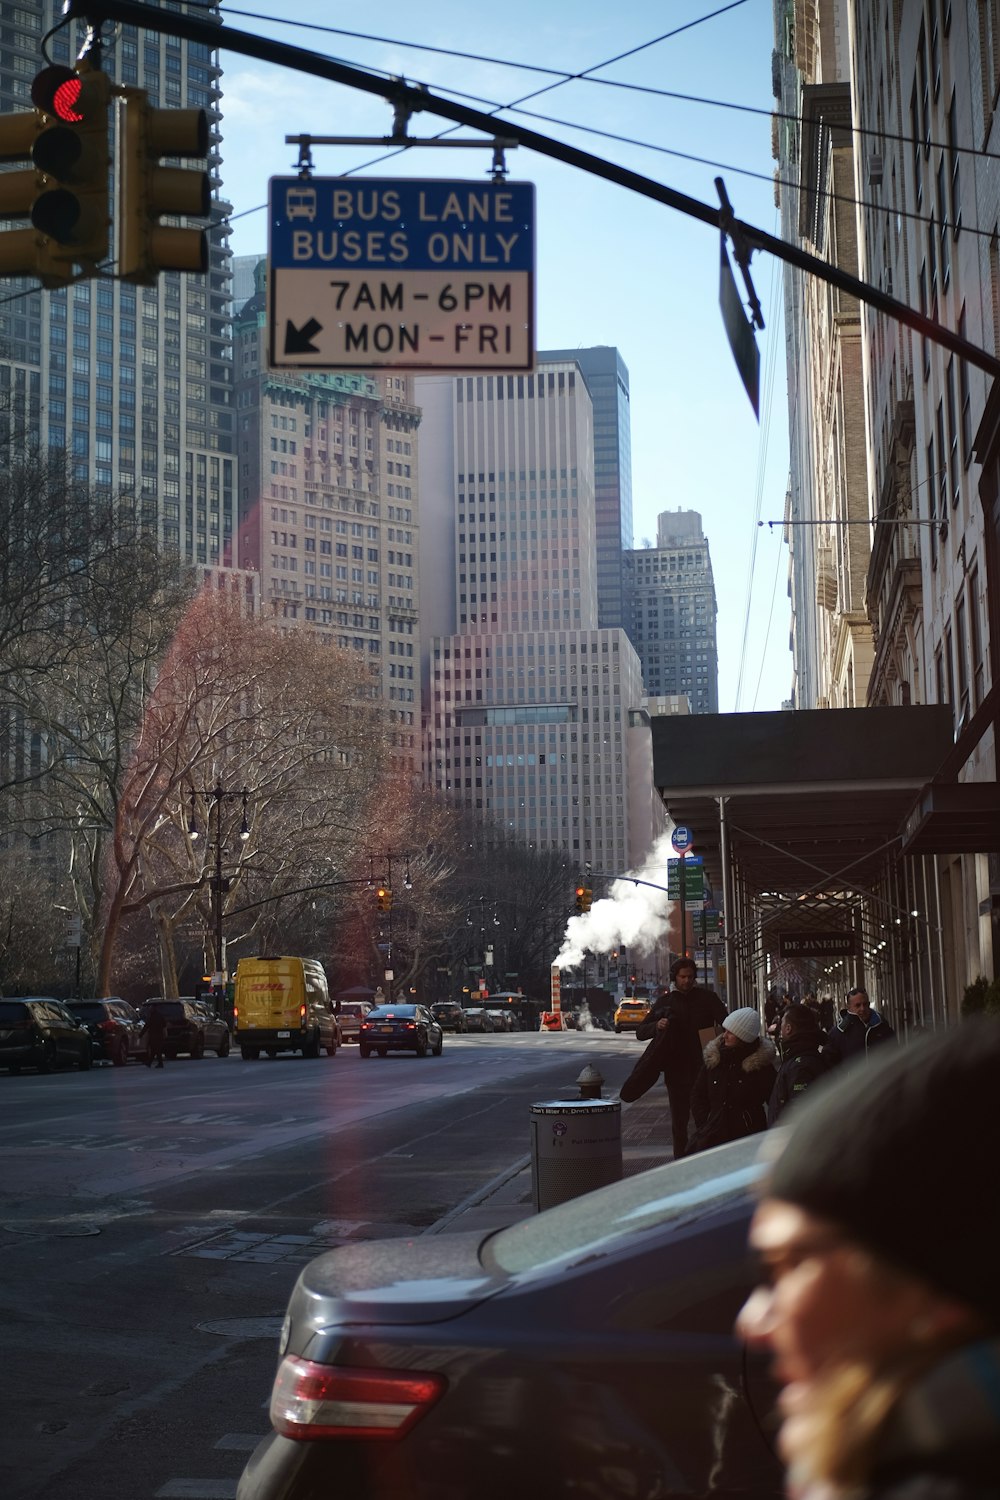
[189,778,249,988]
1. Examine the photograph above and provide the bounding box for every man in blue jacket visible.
[823,985,896,1066]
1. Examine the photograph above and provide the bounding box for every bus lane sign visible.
[268,177,535,371]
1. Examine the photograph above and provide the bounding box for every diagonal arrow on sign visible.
[284,316,322,355]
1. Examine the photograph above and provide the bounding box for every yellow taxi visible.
[614,996,651,1034]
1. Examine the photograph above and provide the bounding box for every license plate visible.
[378,1026,393,1033]
[277,1030,290,1038]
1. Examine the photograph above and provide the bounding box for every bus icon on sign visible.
[285,185,317,221]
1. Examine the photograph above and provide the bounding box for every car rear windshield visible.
[66,1002,105,1014]
[481,1137,765,1278]
[366,1006,416,1019]
[0,1002,29,1021]
[147,1001,185,1017]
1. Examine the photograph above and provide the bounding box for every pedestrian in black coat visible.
[823,986,896,1067]
[634,957,726,1159]
[767,1003,829,1124]
[687,1007,777,1155]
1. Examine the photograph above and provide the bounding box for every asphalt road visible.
[0,1030,642,1500]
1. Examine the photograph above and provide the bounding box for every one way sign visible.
[268,176,535,372]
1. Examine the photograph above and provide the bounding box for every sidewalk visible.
[425,1093,676,1236]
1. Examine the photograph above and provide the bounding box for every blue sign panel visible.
[268,177,535,370]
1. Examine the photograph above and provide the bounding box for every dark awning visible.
[899,781,1000,854]
[651,706,956,899]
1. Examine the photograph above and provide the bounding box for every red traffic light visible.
[31,67,89,122]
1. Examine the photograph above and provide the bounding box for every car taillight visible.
[98,1019,116,1031]
[270,1356,446,1441]
[233,1004,239,1022]
[300,1004,307,1025]
[405,1022,416,1030]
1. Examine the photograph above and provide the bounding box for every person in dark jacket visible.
[823,986,896,1066]
[737,1021,1000,1500]
[687,1007,777,1155]
[634,957,726,1159]
[767,1003,829,1124]
[142,1006,167,1068]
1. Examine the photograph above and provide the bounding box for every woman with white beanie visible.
[687,1007,777,1155]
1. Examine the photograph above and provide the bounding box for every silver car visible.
[337,1002,372,1044]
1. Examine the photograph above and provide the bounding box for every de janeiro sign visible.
[268,177,535,371]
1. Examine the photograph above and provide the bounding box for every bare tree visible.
[98,588,391,993]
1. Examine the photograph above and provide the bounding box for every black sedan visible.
[359,1004,443,1058]
[237,1136,779,1500]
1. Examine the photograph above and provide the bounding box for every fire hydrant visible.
[575,1064,604,1100]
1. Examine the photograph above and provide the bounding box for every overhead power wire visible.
[426,83,1000,243]
[216,1,750,76]
[214,1,998,166]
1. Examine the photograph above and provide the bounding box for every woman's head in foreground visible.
[736,1020,1000,1488]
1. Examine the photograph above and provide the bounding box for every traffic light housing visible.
[118,89,210,283]
[574,885,593,914]
[376,886,393,914]
[30,63,111,266]
[0,62,110,285]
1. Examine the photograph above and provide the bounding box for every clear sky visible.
[216,0,793,712]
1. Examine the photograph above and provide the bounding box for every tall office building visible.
[416,359,649,874]
[0,2,234,565]
[623,509,719,714]
[234,261,421,771]
[538,346,632,632]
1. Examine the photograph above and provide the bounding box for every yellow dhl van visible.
[233,956,339,1060]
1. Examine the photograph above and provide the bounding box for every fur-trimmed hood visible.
[703,1035,777,1073]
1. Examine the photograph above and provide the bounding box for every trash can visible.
[530,1098,622,1212]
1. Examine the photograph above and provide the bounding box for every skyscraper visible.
[623,509,719,714]
[0,1,234,566]
[234,261,421,771]
[416,359,648,874]
[538,346,632,632]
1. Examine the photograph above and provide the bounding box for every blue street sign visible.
[671,825,694,854]
[268,177,535,371]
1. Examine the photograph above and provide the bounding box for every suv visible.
[138,999,231,1059]
[66,998,146,1067]
[0,998,93,1074]
[430,1002,466,1033]
[614,997,651,1034]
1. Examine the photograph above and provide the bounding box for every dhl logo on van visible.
[246,982,292,992]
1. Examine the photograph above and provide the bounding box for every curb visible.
[423,1153,532,1236]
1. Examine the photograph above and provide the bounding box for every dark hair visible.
[670,957,696,981]
[780,1003,820,1036]
[846,986,870,1001]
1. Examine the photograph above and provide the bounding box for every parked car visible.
[613,996,651,1033]
[359,1004,443,1058]
[237,1135,779,1500]
[138,999,231,1059]
[337,1002,373,1044]
[430,1002,466,1033]
[462,1007,498,1034]
[0,998,93,1074]
[482,1005,517,1031]
[65,997,147,1066]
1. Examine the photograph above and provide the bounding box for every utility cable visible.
[214,2,998,166]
